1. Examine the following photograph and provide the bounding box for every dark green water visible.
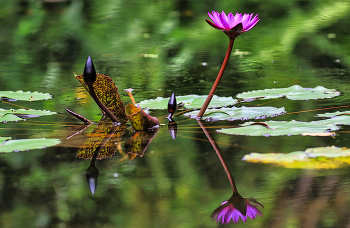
[1,0,350,227]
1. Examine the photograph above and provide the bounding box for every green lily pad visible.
[316,115,350,125]
[184,106,286,121]
[0,108,57,118]
[242,146,350,169]
[237,85,340,100]
[305,146,350,158]
[217,120,339,136]
[0,91,52,101]
[0,137,11,144]
[316,111,350,117]
[139,95,237,110]
[0,138,61,153]
[243,151,307,163]
[0,109,57,123]
[0,114,23,123]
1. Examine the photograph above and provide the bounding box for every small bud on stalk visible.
[83,56,97,85]
[167,93,177,118]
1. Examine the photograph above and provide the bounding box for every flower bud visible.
[168,93,177,117]
[83,56,97,85]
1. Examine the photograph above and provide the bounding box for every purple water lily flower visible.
[206,11,260,39]
[212,194,263,224]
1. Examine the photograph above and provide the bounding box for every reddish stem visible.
[196,38,235,119]
[197,120,238,194]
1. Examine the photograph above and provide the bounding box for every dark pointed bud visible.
[167,117,177,140]
[168,93,177,117]
[86,166,99,195]
[83,56,97,85]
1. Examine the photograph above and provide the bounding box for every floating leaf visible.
[0,137,11,144]
[0,138,61,153]
[77,120,126,159]
[243,151,308,163]
[0,91,52,101]
[75,73,127,121]
[243,146,350,169]
[315,111,350,117]
[301,132,335,136]
[0,108,56,118]
[237,85,340,100]
[0,109,56,123]
[217,120,339,136]
[125,103,159,131]
[305,146,350,158]
[0,114,23,123]
[316,115,350,125]
[184,106,286,121]
[139,95,237,110]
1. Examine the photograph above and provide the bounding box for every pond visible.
[0,0,350,227]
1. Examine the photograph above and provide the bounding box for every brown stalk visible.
[196,38,235,119]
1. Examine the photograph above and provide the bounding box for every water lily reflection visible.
[197,120,264,224]
[212,194,263,224]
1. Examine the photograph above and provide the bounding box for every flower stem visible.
[197,120,238,194]
[88,84,120,123]
[196,38,235,119]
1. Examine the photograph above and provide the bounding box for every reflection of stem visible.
[66,123,91,140]
[86,123,119,194]
[87,84,119,123]
[196,38,235,119]
[90,124,119,167]
[197,119,237,194]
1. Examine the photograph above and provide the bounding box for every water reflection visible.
[125,128,159,160]
[167,117,177,140]
[70,117,159,194]
[84,120,121,194]
[197,120,263,224]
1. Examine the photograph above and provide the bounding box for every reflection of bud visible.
[167,117,177,140]
[83,56,97,85]
[86,166,99,195]
[212,193,263,224]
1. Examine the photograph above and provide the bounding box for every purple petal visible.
[227,211,235,223]
[227,12,235,28]
[246,204,263,219]
[232,210,240,223]
[246,206,256,219]
[235,13,243,24]
[219,11,231,30]
[218,207,228,220]
[205,19,224,30]
[212,11,224,28]
[241,14,250,27]
[245,18,260,31]
[217,211,224,224]
[240,212,247,222]
[244,14,260,31]
[208,12,215,21]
